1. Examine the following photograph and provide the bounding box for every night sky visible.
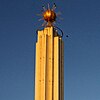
[0,0,100,100]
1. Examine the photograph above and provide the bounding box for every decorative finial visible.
[38,3,57,27]
[37,4,64,37]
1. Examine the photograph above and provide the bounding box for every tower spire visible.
[34,4,64,100]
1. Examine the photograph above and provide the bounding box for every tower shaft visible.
[35,27,64,100]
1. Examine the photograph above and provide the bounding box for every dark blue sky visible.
[0,0,100,100]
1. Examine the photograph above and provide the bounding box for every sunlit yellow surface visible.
[35,27,64,100]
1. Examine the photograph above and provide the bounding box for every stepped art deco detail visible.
[34,4,64,100]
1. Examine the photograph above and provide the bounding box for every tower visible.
[34,4,64,100]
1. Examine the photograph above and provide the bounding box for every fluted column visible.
[35,26,64,100]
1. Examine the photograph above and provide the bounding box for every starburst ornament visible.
[43,9,56,23]
[38,3,59,27]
